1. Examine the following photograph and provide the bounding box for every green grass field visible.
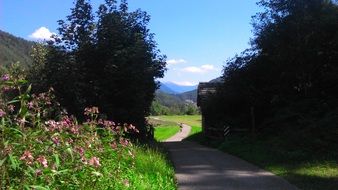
[154,125,180,141]
[150,115,202,127]
[149,115,202,141]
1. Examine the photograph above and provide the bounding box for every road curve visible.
[163,124,298,190]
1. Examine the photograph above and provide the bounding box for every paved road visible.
[163,124,299,190]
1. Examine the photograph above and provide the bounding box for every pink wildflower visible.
[88,157,101,167]
[0,109,6,117]
[76,147,85,156]
[67,138,74,144]
[61,116,72,127]
[16,118,26,126]
[103,120,115,128]
[7,105,15,112]
[84,107,99,116]
[20,150,34,165]
[81,156,87,164]
[1,74,10,81]
[45,120,60,131]
[2,86,11,93]
[51,136,60,145]
[35,169,42,177]
[70,126,80,134]
[36,155,48,168]
[119,138,129,147]
[128,124,139,133]
[111,141,118,150]
[27,101,34,109]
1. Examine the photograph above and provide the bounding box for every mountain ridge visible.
[0,30,34,66]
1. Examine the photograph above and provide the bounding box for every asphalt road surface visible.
[163,124,299,190]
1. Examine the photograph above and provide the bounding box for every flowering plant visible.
[0,71,139,189]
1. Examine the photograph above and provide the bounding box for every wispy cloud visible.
[182,64,216,73]
[167,59,187,66]
[29,27,55,40]
[172,81,198,86]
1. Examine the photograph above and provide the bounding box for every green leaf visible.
[8,154,19,170]
[9,127,25,137]
[3,81,14,85]
[0,157,6,167]
[7,99,20,104]
[52,169,69,176]
[91,171,103,177]
[53,154,60,168]
[19,107,28,117]
[18,79,28,84]
[25,84,32,94]
[30,185,50,190]
[66,148,74,161]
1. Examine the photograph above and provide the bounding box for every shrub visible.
[0,72,139,189]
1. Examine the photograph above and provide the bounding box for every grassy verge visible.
[126,144,177,190]
[92,143,177,190]
[154,125,180,141]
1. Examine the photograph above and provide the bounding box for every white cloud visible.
[182,64,216,73]
[172,81,198,86]
[29,27,55,40]
[201,64,215,70]
[182,66,203,73]
[167,59,187,66]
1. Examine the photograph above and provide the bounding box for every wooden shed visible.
[197,81,224,139]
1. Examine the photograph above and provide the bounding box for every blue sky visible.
[1,0,260,86]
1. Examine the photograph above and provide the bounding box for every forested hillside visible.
[0,30,34,66]
[150,90,198,115]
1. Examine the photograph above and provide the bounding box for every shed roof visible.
[197,82,219,106]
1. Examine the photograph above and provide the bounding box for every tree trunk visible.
[250,106,256,135]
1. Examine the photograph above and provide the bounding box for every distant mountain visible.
[152,78,222,115]
[151,90,199,115]
[159,83,177,94]
[177,89,197,103]
[209,77,223,83]
[155,91,183,106]
[0,30,34,66]
[162,82,197,93]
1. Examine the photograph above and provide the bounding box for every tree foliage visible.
[206,0,338,142]
[28,0,166,140]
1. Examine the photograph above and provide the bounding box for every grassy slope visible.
[154,125,180,141]
[154,115,338,190]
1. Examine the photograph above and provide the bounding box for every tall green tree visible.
[205,0,338,134]
[29,0,166,139]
